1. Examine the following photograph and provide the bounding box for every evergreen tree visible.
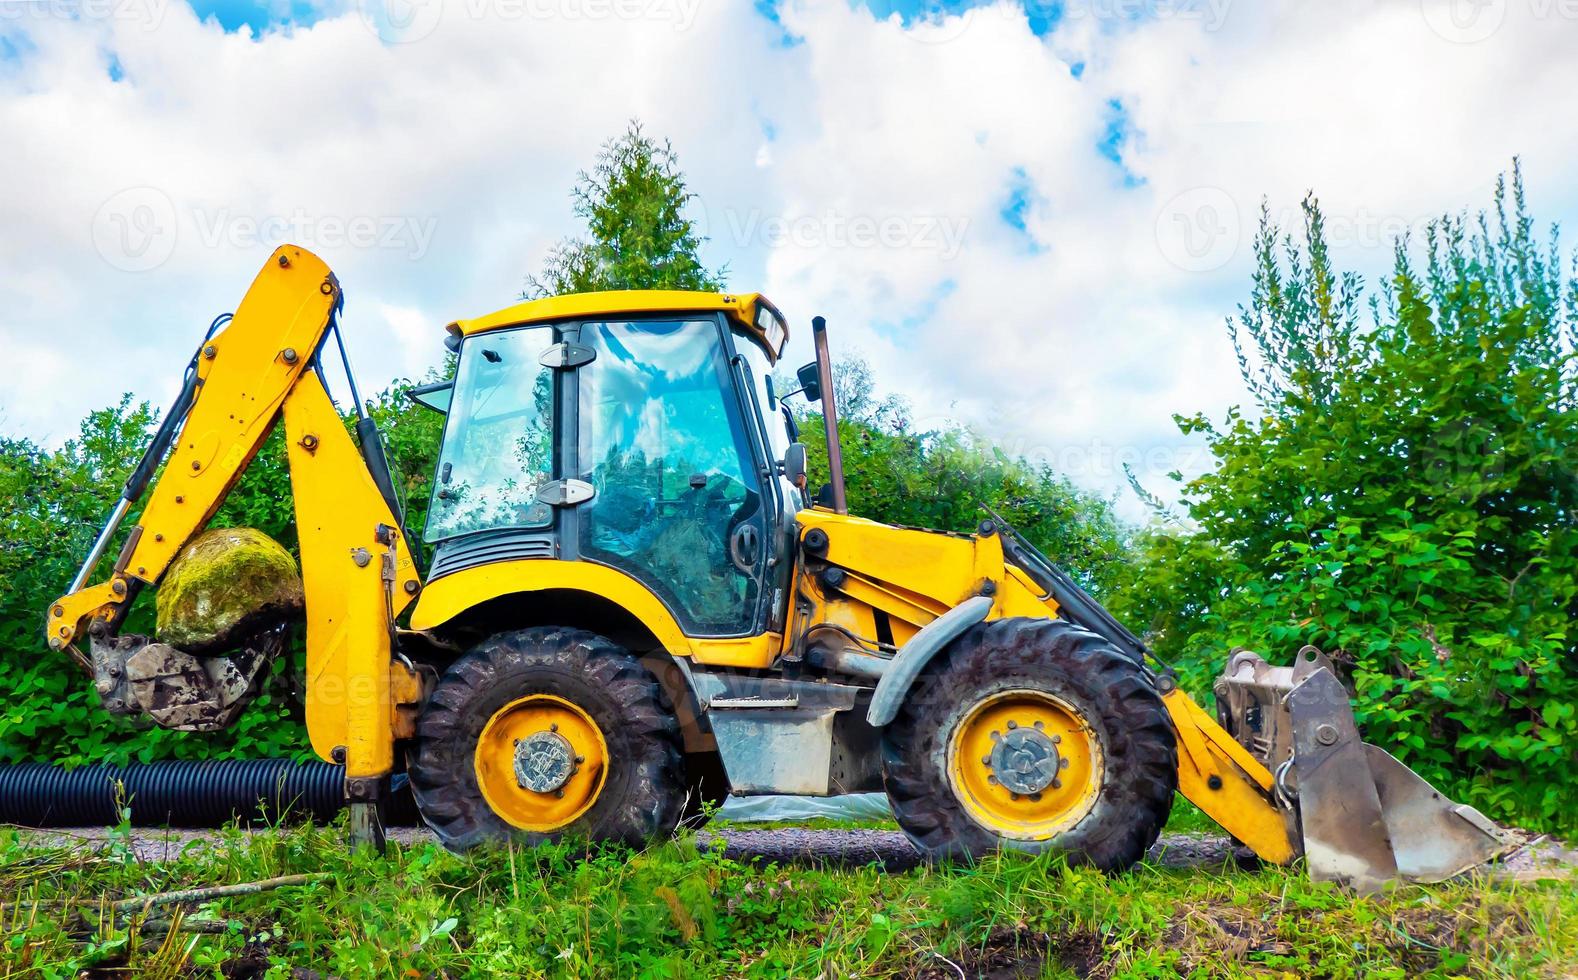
[527,120,724,296]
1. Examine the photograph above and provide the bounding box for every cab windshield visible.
[425,325,555,542]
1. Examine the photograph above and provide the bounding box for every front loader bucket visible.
[1216,647,1513,891]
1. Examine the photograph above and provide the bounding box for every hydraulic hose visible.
[0,760,417,828]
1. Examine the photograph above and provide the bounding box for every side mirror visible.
[406,380,453,414]
[796,362,822,402]
[780,442,808,489]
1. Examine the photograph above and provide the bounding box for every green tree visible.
[1112,164,1578,832]
[526,120,724,296]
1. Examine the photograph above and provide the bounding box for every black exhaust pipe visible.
[0,760,417,829]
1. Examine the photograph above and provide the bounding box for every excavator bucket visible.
[1215,647,1513,892]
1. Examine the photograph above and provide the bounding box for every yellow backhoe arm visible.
[44,245,422,790]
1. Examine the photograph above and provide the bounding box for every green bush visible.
[1110,166,1577,833]
[0,372,444,767]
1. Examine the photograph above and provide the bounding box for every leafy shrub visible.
[1111,165,1577,833]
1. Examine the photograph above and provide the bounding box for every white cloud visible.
[0,0,1573,522]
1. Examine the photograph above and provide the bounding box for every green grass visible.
[1,817,1572,979]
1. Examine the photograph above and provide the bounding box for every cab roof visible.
[446,289,787,361]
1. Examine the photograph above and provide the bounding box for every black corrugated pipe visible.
[0,760,417,828]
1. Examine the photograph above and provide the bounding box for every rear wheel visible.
[882,617,1176,871]
[410,627,685,850]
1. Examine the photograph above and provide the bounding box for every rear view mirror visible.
[780,442,808,489]
[796,362,822,402]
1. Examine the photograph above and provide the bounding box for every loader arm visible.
[44,245,423,789]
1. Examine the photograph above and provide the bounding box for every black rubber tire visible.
[882,617,1177,872]
[409,627,685,851]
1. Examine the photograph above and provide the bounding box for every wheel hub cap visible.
[988,724,1061,795]
[947,689,1103,841]
[474,693,608,833]
[514,729,576,793]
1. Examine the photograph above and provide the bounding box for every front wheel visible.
[882,617,1176,871]
[409,627,685,851]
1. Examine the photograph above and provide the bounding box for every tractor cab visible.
[415,292,804,640]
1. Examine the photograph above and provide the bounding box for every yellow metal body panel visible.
[690,634,785,668]
[411,559,693,652]
[282,371,418,773]
[409,558,785,668]
[791,510,1052,643]
[449,289,785,361]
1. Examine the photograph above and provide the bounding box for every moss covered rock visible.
[156,527,304,652]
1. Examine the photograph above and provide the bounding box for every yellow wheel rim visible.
[474,694,608,833]
[947,689,1103,841]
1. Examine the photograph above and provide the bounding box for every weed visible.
[0,821,1572,979]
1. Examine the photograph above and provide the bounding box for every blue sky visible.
[2,0,1573,516]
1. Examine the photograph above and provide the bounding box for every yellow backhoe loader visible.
[45,246,1513,891]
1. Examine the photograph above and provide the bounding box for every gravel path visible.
[8,825,1570,880]
[7,825,1237,872]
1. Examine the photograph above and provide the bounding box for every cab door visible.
[574,316,770,637]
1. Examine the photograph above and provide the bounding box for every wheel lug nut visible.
[1051,734,1061,744]
[1029,792,1042,802]
[987,775,998,785]
[1051,778,1062,789]
[1006,720,1018,730]
[550,723,559,733]
[574,756,585,764]
[981,756,992,766]
[990,730,1001,741]
[555,789,565,799]
[1033,721,1044,731]
[1010,793,1020,801]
